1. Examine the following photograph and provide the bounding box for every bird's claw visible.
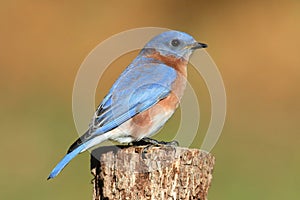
[137,137,179,159]
[140,137,179,147]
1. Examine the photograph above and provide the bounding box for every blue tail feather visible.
[47,143,87,180]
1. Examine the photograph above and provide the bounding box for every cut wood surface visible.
[91,145,215,200]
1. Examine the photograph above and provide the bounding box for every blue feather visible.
[47,143,88,180]
[93,62,177,134]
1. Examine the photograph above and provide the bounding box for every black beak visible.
[191,42,208,50]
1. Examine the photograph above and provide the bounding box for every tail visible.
[47,143,87,180]
[47,133,109,180]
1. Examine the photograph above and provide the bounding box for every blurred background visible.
[1,1,299,199]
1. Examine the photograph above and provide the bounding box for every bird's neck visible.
[142,49,188,77]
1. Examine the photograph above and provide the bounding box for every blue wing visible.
[67,59,177,152]
[94,61,177,132]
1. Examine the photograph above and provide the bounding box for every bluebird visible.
[48,30,207,179]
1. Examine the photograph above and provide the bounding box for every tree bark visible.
[91,145,215,200]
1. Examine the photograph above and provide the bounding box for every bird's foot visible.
[139,137,179,147]
[135,138,179,159]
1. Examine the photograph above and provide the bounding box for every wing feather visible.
[67,61,176,153]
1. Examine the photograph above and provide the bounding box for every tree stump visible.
[91,145,215,200]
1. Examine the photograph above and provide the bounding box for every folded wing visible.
[67,62,177,153]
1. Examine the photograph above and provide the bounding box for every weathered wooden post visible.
[91,145,215,200]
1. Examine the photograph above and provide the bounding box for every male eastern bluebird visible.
[48,30,207,179]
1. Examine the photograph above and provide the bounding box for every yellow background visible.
[1,1,299,199]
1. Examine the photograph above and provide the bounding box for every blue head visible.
[143,30,207,60]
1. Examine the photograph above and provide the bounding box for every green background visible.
[1,1,299,199]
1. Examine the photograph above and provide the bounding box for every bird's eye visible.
[171,39,180,47]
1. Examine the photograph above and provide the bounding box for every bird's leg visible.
[140,137,179,146]
[136,137,179,159]
[130,139,151,146]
